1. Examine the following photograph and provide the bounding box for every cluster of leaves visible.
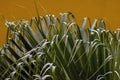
[0,12,120,80]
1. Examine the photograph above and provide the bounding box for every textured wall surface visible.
[0,0,120,47]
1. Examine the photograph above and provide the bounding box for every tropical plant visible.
[0,12,120,80]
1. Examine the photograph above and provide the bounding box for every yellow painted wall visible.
[0,0,120,47]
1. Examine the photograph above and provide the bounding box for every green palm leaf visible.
[0,12,120,80]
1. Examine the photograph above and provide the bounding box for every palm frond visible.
[0,12,120,80]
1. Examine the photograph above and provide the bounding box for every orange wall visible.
[0,0,120,47]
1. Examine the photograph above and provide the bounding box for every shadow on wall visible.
[0,0,120,47]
